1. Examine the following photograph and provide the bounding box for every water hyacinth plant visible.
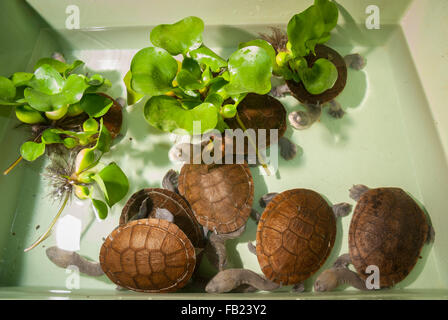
[0,56,119,174]
[272,0,340,95]
[0,55,129,251]
[125,16,276,135]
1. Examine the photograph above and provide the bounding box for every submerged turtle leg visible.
[332,203,352,218]
[205,268,280,293]
[349,184,370,201]
[278,137,297,161]
[289,104,322,130]
[292,282,305,293]
[344,53,366,70]
[333,253,352,268]
[250,209,261,223]
[247,241,257,255]
[270,83,291,98]
[208,226,246,271]
[314,268,367,292]
[326,100,345,119]
[259,192,278,208]
[46,246,104,277]
[162,169,179,194]
[426,224,436,244]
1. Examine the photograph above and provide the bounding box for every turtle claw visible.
[270,83,291,98]
[327,100,345,119]
[278,137,297,161]
[292,282,305,293]
[247,242,257,255]
[349,184,370,201]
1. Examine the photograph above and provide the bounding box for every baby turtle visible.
[100,218,196,293]
[177,163,254,270]
[314,185,434,292]
[206,189,351,293]
[120,187,204,248]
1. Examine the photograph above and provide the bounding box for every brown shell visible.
[97,92,123,139]
[223,93,287,154]
[286,44,347,105]
[178,163,254,234]
[256,189,336,285]
[99,219,196,293]
[349,188,429,288]
[119,188,204,248]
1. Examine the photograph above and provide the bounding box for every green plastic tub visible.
[0,0,447,299]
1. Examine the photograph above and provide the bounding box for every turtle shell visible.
[286,44,347,105]
[256,189,336,285]
[119,188,204,248]
[223,93,287,154]
[97,92,123,139]
[349,188,429,288]
[178,163,254,234]
[99,218,196,293]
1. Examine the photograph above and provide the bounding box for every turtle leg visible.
[426,224,436,244]
[259,192,278,208]
[326,100,345,119]
[154,208,174,223]
[333,253,352,269]
[46,246,104,277]
[332,203,352,218]
[247,241,257,255]
[162,169,179,194]
[270,83,291,98]
[349,184,370,201]
[278,137,297,161]
[288,103,322,130]
[250,209,261,223]
[208,225,246,271]
[206,268,280,293]
[292,282,305,293]
[314,267,367,292]
[344,53,366,70]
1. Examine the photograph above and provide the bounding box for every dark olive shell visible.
[349,188,429,288]
[178,163,254,234]
[97,92,123,139]
[99,219,196,293]
[257,189,336,285]
[120,188,204,248]
[286,45,347,105]
[223,93,287,154]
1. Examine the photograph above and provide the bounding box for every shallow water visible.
[0,23,447,298]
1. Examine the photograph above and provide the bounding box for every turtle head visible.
[314,269,339,292]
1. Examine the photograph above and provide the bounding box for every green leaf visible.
[20,141,45,161]
[238,39,276,67]
[63,137,77,148]
[176,57,204,90]
[130,47,178,96]
[314,0,339,34]
[298,58,338,95]
[287,5,326,57]
[11,72,33,87]
[189,46,227,72]
[83,118,99,132]
[150,16,204,55]
[224,46,273,96]
[24,74,89,111]
[91,199,108,220]
[92,163,129,207]
[79,93,113,118]
[41,129,63,144]
[144,95,218,134]
[28,65,65,95]
[34,58,84,75]
[0,76,16,104]
[93,119,111,153]
[123,70,143,105]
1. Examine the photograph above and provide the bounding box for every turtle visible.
[174,163,254,271]
[260,27,366,129]
[205,188,352,293]
[314,185,435,292]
